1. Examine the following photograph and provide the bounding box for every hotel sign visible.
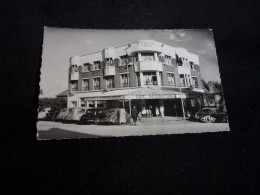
[125,94,186,99]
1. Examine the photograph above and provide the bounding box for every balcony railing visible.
[144,80,157,86]
[82,87,89,91]
[121,83,129,88]
[106,84,114,89]
[104,66,115,76]
[71,87,77,92]
[93,85,100,90]
[168,82,176,86]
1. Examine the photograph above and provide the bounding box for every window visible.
[82,79,89,91]
[120,55,128,66]
[105,58,113,66]
[179,74,185,87]
[71,65,78,72]
[93,61,101,70]
[93,78,100,90]
[83,63,91,72]
[120,74,129,87]
[165,55,172,65]
[106,76,114,89]
[192,77,198,88]
[97,101,106,107]
[143,72,157,85]
[136,73,141,86]
[189,61,195,70]
[80,98,86,107]
[70,81,78,91]
[141,53,154,61]
[88,101,95,107]
[167,73,176,86]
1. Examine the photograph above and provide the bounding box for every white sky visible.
[40,28,222,97]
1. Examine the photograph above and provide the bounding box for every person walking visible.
[119,108,126,125]
[174,104,178,117]
[131,106,138,125]
[155,105,159,117]
[160,105,165,118]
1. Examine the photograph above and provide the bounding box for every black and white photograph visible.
[37,28,230,140]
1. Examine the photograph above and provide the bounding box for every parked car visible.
[63,107,88,123]
[56,108,69,122]
[38,108,51,120]
[99,108,133,125]
[44,107,62,121]
[195,107,228,123]
[78,108,109,125]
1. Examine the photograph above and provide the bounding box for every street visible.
[37,117,230,140]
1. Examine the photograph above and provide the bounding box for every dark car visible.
[78,108,109,125]
[195,107,228,123]
[45,107,61,121]
[99,108,133,125]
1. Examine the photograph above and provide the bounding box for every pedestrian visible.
[174,104,178,117]
[119,108,126,125]
[138,111,143,125]
[131,106,138,125]
[155,105,159,117]
[160,105,164,118]
[141,106,147,117]
[149,105,153,117]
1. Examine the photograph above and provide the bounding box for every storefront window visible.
[93,78,100,90]
[167,73,175,86]
[120,74,129,87]
[88,101,95,107]
[97,101,106,107]
[80,98,86,107]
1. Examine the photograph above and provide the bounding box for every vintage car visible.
[45,108,61,121]
[78,108,109,125]
[38,108,51,120]
[99,108,133,125]
[195,107,228,123]
[63,107,88,123]
[56,108,70,122]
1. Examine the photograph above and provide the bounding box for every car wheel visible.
[95,118,100,125]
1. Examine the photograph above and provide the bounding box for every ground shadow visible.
[37,128,103,140]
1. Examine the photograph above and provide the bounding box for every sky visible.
[40,28,222,97]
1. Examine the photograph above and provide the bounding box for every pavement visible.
[37,116,230,140]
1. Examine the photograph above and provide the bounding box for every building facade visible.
[67,40,205,116]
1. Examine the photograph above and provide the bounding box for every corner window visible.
[70,81,78,91]
[71,65,78,72]
[165,55,172,65]
[106,76,114,89]
[189,61,195,70]
[192,77,198,88]
[105,58,113,66]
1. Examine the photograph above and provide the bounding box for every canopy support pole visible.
[129,98,131,115]
[180,87,186,120]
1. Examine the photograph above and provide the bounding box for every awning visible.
[75,86,187,101]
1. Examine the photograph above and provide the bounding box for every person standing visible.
[160,105,164,118]
[119,108,126,125]
[174,104,178,117]
[155,105,159,117]
[131,106,138,125]
[149,105,153,117]
[141,106,147,117]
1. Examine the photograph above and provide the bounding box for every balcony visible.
[104,66,115,76]
[71,72,79,80]
[135,61,163,72]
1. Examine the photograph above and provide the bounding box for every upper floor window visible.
[105,58,113,66]
[83,63,91,72]
[120,55,128,66]
[70,81,78,91]
[143,72,157,86]
[106,76,114,89]
[93,78,100,90]
[93,61,101,70]
[71,65,78,72]
[141,53,154,61]
[167,73,176,86]
[192,77,198,88]
[189,61,195,70]
[82,79,89,91]
[165,55,172,65]
[120,74,129,88]
[179,74,185,87]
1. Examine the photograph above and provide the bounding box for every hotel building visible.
[67,40,206,116]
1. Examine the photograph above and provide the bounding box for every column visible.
[140,72,144,87]
[184,74,187,87]
[138,53,142,61]
[154,53,159,61]
[156,71,160,86]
